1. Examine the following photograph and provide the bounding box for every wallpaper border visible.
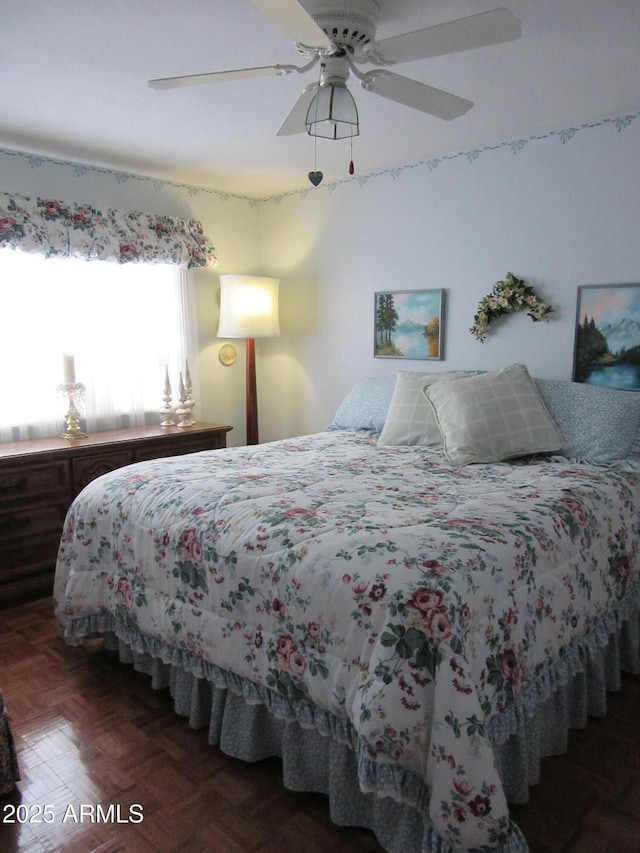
[0,110,638,208]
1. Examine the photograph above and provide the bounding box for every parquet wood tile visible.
[1,597,639,853]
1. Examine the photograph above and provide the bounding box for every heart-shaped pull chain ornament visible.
[309,132,323,187]
[308,136,354,186]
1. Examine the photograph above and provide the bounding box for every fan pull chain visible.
[308,97,324,187]
[349,136,354,175]
[308,133,323,187]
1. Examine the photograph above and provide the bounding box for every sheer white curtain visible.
[0,249,198,442]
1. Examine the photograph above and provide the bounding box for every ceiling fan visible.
[149,0,521,137]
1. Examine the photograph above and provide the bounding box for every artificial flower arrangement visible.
[470,272,553,342]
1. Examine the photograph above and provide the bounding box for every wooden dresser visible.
[0,423,232,609]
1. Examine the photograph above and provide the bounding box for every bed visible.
[54,363,640,853]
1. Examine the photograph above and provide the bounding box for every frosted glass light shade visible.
[217,275,280,338]
[305,83,359,140]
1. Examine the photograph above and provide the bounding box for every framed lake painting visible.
[573,283,640,390]
[374,289,444,360]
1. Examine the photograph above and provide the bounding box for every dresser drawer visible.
[72,449,134,496]
[0,536,61,605]
[0,460,70,507]
[0,500,69,544]
[0,533,62,583]
[0,566,56,605]
[133,437,223,461]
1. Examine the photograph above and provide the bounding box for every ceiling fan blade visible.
[373,8,521,64]
[250,0,333,50]
[361,70,473,120]
[276,83,320,135]
[148,64,303,89]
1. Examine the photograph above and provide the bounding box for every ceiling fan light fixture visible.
[305,81,359,139]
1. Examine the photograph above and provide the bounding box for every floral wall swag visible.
[470,272,553,342]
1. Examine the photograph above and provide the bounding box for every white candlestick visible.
[62,353,76,385]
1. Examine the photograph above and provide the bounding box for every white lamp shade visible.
[217,275,280,338]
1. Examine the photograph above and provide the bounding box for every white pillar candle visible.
[62,353,76,385]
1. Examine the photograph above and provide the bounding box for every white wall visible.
[2,110,639,446]
[255,114,640,441]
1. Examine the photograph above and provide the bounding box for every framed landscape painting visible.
[573,283,640,390]
[374,289,444,360]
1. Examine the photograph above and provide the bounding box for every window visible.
[0,249,197,441]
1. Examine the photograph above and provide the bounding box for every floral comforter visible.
[54,431,640,852]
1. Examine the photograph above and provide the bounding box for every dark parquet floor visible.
[0,598,639,853]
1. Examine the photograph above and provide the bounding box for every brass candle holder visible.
[58,382,88,439]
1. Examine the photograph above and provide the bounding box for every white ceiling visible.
[1,0,639,198]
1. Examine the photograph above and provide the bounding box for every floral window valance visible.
[0,191,217,268]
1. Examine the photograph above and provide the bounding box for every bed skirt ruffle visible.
[62,588,639,853]
[492,590,640,802]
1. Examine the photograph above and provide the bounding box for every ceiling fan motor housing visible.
[305,0,380,58]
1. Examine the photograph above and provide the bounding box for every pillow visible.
[378,370,471,446]
[424,363,564,466]
[535,378,640,463]
[328,375,397,433]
